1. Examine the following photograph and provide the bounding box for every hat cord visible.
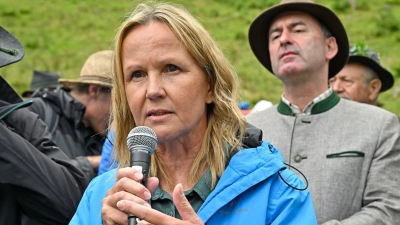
[0,46,18,56]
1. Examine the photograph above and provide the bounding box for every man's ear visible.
[325,37,338,61]
[88,84,101,98]
[368,79,382,102]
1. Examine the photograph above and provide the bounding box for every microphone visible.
[126,126,157,225]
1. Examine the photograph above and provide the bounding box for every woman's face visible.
[121,21,213,144]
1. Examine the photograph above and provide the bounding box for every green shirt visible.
[151,169,212,219]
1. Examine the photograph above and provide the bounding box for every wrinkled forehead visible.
[345,61,375,75]
[336,62,370,79]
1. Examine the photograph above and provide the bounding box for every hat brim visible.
[249,2,349,78]
[349,56,394,92]
[0,26,25,68]
[58,78,112,90]
[21,84,60,97]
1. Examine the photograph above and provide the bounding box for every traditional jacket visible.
[247,92,400,225]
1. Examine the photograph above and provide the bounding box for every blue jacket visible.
[70,141,317,224]
[98,131,117,175]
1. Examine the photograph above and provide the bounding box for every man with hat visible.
[22,70,62,98]
[27,50,113,181]
[329,42,394,106]
[246,0,400,224]
[0,26,87,224]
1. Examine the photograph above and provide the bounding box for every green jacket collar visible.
[277,92,340,116]
[0,100,33,120]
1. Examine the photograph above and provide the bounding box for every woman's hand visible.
[117,183,204,225]
[101,167,159,225]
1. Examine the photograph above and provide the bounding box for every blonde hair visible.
[110,2,246,188]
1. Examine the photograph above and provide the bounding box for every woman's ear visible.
[206,89,214,104]
[205,76,214,104]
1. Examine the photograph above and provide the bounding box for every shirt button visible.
[294,154,302,163]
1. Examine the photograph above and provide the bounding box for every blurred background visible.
[1,0,400,116]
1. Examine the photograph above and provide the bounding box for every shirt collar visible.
[279,88,340,116]
[151,168,212,202]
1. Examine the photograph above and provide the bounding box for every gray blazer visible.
[246,95,400,225]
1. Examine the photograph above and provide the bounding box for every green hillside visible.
[1,0,399,115]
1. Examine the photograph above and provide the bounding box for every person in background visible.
[27,50,113,182]
[70,2,317,225]
[246,0,400,224]
[22,70,62,98]
[329,42,394,106]
[0,25,87,225]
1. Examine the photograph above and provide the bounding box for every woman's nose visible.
[146,74,166,99]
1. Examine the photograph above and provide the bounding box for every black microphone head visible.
[126,126,157,154]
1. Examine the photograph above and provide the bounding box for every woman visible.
[70,3,316,225]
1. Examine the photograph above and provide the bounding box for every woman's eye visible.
[132,71,144,79]
[167,64,179,73]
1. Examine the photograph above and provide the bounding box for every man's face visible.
[268,11,334,80]
[329,62,380,105]
[85,85,112,136]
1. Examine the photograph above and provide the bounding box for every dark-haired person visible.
[70,2,317,225]
[246,0,400,224]
[329,43,394,106]
[0,26,87,225]
[27,50,113,181]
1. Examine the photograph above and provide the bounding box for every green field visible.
[1,0,400,115]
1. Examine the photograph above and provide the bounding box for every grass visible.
[1,0,400,115]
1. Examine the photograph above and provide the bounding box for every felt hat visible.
[58,50,113,89]
[0,27,32,111]
[248,0,349,78]
[22,70,61,97]
[348,44,394,92]
[0,26,24,68]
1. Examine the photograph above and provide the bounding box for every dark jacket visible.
[0,79,88,224]
[27,88,104,180]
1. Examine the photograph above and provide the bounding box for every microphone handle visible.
[128,214,138,225]
[128,152,151,225]
[128,170,149,225]
[128,171,150,225]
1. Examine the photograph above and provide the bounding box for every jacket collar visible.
[198,141,285,221]
[0,76,23,104]
[0,100,32,120]
[0,76,32,119]
[37,88,86,128]
[277,92,341,116]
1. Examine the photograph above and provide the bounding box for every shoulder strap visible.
[35,98,60,136]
